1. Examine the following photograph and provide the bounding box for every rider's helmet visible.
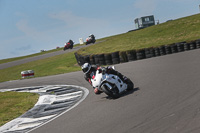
[81,63,91,74]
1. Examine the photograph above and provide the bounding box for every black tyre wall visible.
[119,51,128,63]
[136,49,145,60]
[126,50,137,61]
[145,48,155,58]
[98,54,106,65]
[74,39,200,66]
[189,41,196,50]
[165,45,172,54]
[111,52,120,64]
[154,48,161,56]
[94,55,100,65]
[170,44,178,53]
[83,55,90,64]
[89,55,95,65]
[149,48,155,57]
[184,43,190,51]
[159,46,166,56]
[104,53,113,65]
[176,43,185,52]
[196,40,200,49]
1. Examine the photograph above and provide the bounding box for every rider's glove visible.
[94,88,102,95]
[107,66,112,70]
[101,67,106,74]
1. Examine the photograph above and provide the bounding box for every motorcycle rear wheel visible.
[101,85,119,99]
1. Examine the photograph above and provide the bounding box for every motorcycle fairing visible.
[102,74,127,93]
[91,70,102,88]
[91,69,127,93]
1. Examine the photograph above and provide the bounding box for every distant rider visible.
[89,34,95,40]
[68,39,74,45]
[81,63,128,94]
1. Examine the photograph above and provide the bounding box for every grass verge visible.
[0,91,39,126]
[0,47,64,65]
[0,51,81,83]
[0,43,85,65]
[77,13,200,55]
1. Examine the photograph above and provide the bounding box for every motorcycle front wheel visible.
[101,84,119,99]
[126,78,134,91]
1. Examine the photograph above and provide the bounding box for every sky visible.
[0,0,199,60]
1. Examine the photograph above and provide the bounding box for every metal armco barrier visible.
[21,70,34,78]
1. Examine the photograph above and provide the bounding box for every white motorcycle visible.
[90,67,134,98]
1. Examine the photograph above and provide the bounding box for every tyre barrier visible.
[98,54,106,65]
[74,39,200,66]
[165,45,172,54]
[159,46,166,56]
[150,48,155,57]
[196,40,200,49]
[111,52,120,64]
[74,53,84,66]
[89,55,95,65]
[184,43,190,51]
[104,53,112,65]
[21,70,34,78]
[126,50,136,61]
[94,55,100,65]
[119,51,128,63]
[83,55,90,64]
[136,49,145,60]
[176,42,185,52]
[145,48,155,58]
[189,41,196,50]
[154,48,161,56]
[170,44,178,53]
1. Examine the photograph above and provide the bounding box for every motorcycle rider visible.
[89,34,95,40]
[68,39,74,45]
[81,63,128,95]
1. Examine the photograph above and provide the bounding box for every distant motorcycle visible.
[90,66,134,98]
[86,35,96,45]
[63,42,73,51]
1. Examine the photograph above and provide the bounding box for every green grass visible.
[0,91,39,126]
[0,51,81,82]
[77,13,200,55]
[0,43,84,65]
[0,47,64,64]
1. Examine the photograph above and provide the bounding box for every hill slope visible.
[1,14,200,82]
[77,13,200,55]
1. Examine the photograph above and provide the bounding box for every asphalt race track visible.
[0,49,200,133]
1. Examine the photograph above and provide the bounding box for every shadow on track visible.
[102,87,140,100]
